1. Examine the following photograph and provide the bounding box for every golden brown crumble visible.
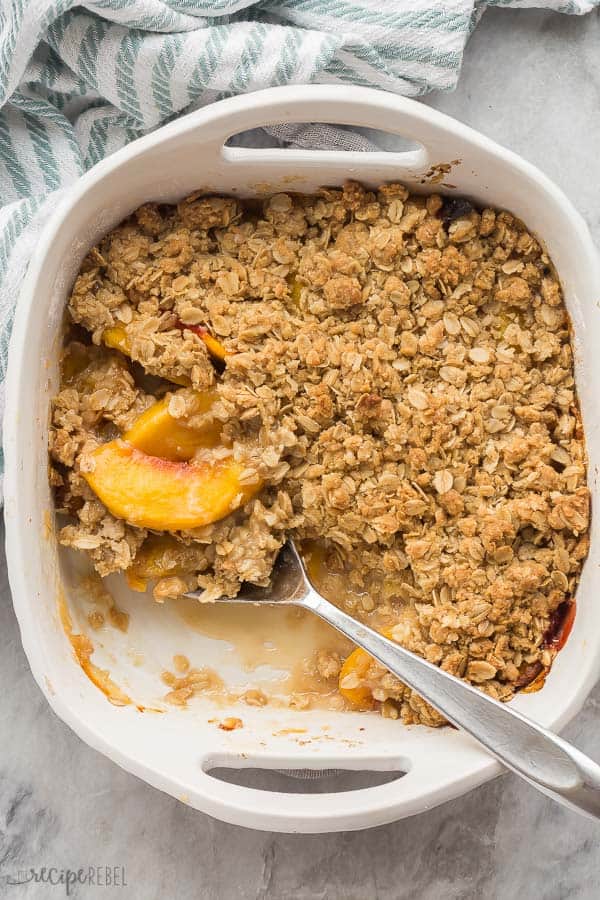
[161,665,223,706]
[50,182,590,726]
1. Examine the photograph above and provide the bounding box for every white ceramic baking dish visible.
[4,85,600,834]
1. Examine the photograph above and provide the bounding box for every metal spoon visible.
[186,540,600,820]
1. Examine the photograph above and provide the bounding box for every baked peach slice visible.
[83,440,260,531]
[102,326,131,356]
[123,391,222,461]
[126,535,193,591]
[178,322,228,361]
[103,323,228,365]
[102,326,189,386]
[338,626,396,710]
[286,274,303,306]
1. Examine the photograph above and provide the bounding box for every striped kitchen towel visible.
[0,0,597,485]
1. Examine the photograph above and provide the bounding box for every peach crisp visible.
[49,183,589,725]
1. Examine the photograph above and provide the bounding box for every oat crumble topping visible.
[50,182,590,726]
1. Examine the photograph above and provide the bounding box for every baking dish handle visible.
[190,748,492,833]
[174,85,481,172]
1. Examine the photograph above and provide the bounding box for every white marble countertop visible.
[2,8,600,899]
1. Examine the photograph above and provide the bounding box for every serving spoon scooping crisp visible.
[186,540,600,820]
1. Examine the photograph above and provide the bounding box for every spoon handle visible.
[304,588,600,820]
